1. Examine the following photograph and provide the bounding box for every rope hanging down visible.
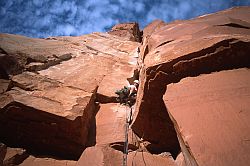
[123,106,132,166]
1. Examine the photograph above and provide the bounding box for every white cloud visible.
[0,0,249,38]
[33,0,43,7]
[134,2,145,13]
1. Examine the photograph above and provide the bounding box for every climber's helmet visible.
[133,80,139,85]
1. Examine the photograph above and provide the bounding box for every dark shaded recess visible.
[110,142,138,153]
[142,45,149,61]
[26,57,37,64]
[131,22,142,43]
[0,48,7,54]
[86,103,100,147]
[0,66,9,79]
[0,143,7,165]
[96,93,117,103]
[132,70,181,158]
[0,50,25,76]
[218,23,250,29]
[140,31,143,41]
[156,40,174,48]
[132,38,250,159]
[0,101,85,160]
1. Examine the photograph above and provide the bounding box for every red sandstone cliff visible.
[0,6,250,166]
[132,6,250,166]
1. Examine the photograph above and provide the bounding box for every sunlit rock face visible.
[0,27,140,161]
[1,6,250,166]
[77,145,176,166]
[164,68,250,166]
[108,22,142,42]
[132,6,250,166]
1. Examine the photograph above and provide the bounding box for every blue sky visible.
[0,0,249,38]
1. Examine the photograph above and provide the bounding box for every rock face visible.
[108,22,142,42]
[132,6,250,166]
[0,33,74,76]
[164,68,250,166]
[19,155,77,166]
[77,145,123,166]
[94,103,137,149]
[0,142,77,166]
[1,6,250,166]
[77,145,176,166]
[127,151,176,166]
[0,28,140,161]
[0,143,29,166]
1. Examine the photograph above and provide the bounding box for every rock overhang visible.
[131,6,250,161]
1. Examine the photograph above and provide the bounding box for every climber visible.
[115,80,139,106]
[128,80,139,97]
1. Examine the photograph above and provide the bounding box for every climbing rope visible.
[123,105,132,166]
[131,131,146,166]
[121,103,147,166]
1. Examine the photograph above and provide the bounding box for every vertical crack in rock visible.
[167,111,199,166]
[132,37,250,161]
[132,68,181,158]
[1,7,250,165]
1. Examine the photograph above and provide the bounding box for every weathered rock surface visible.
[141,19,166,40]
[175,152,185,166]
[0,72,95,159]
[0,143,29,166]
[132,5,250,163]
[1,6,250,166]
[0,79,11,93]
[0,142,76,166]
[88,103,138,152]
[164,68,250,166]
[76,145,123,166]
[95,103,129,145]
[0,27,139,161]
[77,145,176,166]
[0,33,75,75]
[19,155,77,166]
[108,22,142,42]
[128,151,176,166]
